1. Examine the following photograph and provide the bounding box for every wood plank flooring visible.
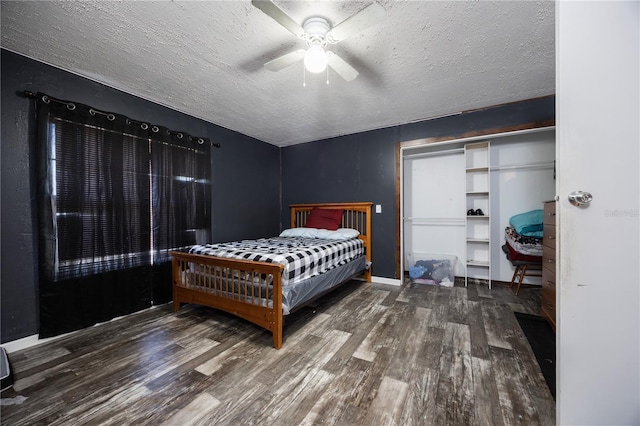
[0,280,555,425]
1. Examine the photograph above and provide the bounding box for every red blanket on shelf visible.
[503,242,542,263]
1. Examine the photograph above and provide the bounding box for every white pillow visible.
[279,227,319,238]
[279,227,360,240]
[315,228,360,240]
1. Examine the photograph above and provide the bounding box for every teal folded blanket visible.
[509,209,544,238]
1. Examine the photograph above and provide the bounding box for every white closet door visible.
[403,152,465,272]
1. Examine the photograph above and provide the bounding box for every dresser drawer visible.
[543,224,556,249]
[542,200,557,332]
[541,282,555,311]
[542,244,556,270]
[543,201,556,225]
[542,266,555,321]
[542,266,556,293]
[541,302,556,331]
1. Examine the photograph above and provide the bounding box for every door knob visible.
[568,191,593,207]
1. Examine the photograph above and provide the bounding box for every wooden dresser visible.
[541,200,557,331]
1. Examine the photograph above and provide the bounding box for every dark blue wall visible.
[1,48,554,344]
[281,97,555,279]
[0,50,281,343]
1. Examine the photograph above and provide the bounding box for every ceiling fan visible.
[251,0,386,82]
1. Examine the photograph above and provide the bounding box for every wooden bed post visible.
[272,274,283,349]
[172,257,181,312]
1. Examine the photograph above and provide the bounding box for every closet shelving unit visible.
[465,142,491,288]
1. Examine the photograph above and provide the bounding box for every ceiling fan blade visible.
[327,52,359,82]
[264,49,306,71]
[251,0,306,39]
[326,2,385,43]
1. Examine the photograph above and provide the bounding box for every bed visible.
[171,202,372,349]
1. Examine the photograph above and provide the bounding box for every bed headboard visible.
[290,202,373,280]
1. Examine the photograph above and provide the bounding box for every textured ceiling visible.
[1,1,555,147]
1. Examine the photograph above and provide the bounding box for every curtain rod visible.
[22,90,221,148]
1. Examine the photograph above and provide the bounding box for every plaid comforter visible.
[505,226,543,256]
[189,237,365,287]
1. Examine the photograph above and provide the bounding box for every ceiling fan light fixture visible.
[253,1,384,81]
[304,44,327,73]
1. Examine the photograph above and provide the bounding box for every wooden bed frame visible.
[171,202,372,349]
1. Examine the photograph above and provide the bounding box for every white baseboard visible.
[371,275,402,286]
[1,333,69,354]
[1,304,169,354]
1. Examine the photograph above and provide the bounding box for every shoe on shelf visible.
[475,209,484,216]
[467,209,476,216]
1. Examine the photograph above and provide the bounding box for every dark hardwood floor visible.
[1,280,555,425]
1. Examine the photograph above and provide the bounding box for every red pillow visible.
[305,208,343,230]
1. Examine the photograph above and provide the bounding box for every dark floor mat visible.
[515,312,556,398]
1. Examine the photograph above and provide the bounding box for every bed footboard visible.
[171,251,285,349]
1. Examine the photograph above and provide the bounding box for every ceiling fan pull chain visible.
[326,66,330,85]
[303,65,306,87]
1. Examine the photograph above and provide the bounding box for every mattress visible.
[189,236,365,287]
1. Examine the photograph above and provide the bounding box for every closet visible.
[402,127,555,286]
[403,146,466,280]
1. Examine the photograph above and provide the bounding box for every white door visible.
[556,2,639,424]
[403,150,466,271]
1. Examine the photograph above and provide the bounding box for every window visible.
[51,117,152,280]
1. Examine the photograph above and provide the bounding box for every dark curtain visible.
[35,94,211,337]
[151,137,211,303]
